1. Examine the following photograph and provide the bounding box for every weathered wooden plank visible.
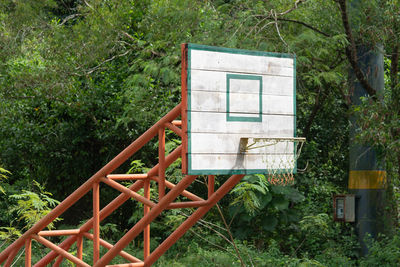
[190,49,293,77]
[189,153,295,171]
[189,112,294,134]
[190,70,294,96]
[190,133,294,154]
[189,91,293,115]
[229,77,260,94]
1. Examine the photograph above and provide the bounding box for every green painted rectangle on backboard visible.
[226,74,262,122]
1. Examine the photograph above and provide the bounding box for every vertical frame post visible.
[93,182,100,264]
[25,239,31,267]
[208,175,215,198]
[143,179,150,259]
[181,43,188,174]
[77,235,83,260]
[53,255,63,267]
[158,127,166,200]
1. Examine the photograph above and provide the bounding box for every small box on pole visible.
[333,194,355,222]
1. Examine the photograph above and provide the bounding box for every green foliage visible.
[0,167,10,194]
[0,227,21,248]
[230,174,269,214]
[300,214,329,234]
[128,159,150,175]
[0,176,61,259]
[229,174,305,241]
[9,180,61,230]
[360,233,400,266]
[354,93,400,183]
[154,236,355,267]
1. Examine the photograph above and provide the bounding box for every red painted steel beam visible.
[143,179,150,259]
[83,233,141,263]
[208,175,215,198]
[4,248,19,267]
[38,229,80,236]
[93,175,198,267]
[32,235,90,267]
[166,201,209,209]
[106,263,145,267]
[101,177,156,208]
[36,146,182,266]
[52,241,73,267]
[0,104,181,265]
[181,44,188,174]
[93,182,100,264]
[25,239,31,267]
[52,255,64,267]
[158,127,166,200]
[164,122,183,137]
[144,174,245,266]
[172,120,182,126]
[164,180,204,202]
[107,174,148,180]
[77,235,83,260]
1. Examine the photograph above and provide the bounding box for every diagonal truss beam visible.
[0,104,182,265]
[35,146,183,266]
[1,101,249,267]
[145,174,245,266]
[93,175,198,266]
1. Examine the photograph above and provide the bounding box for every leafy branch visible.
[337,0,377,97]
[276,0,308,16]
[250,0,330,39]
[9,180,61,230]
[0,168,11,194]
[275,18,331,37]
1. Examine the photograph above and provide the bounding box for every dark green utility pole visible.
[348,47,386,255]
[340,0,386,255]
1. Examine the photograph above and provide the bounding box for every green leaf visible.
[262,216,278,231]
[272,196,289,211]
[286,209,301,222]
[259,192,272,210]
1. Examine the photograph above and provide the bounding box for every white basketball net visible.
[240,137,306,185]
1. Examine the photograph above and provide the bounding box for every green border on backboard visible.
[186,43,296,175]
[226,74,262,122]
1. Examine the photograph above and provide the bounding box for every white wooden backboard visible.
[181,44,296,175]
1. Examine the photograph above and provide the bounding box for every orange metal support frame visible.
[0,102,245,266]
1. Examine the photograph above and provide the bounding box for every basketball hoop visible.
[240,137,306,185]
